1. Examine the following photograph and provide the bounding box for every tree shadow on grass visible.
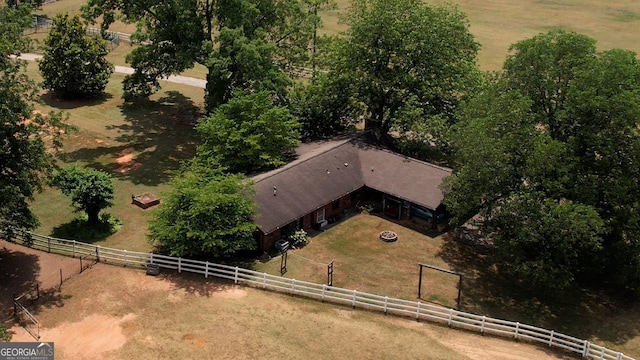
[50,214,122,243]
[59,91,201,186]
[437,229,640,347]
[40,91,114,110]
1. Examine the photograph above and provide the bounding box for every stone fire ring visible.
[380,230,398,243]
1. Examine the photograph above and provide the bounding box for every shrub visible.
[0,323,11,342]
[288,229,308,248]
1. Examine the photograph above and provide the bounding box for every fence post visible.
[448,308,453,327]
[178,258,182,273]
[416,302,421,321]
[384,296,389,314]
[96,245,101,262]
[47,237,51,253]
[582,340,590,358]
[262,272,267,289]
[73,240,76,257]
[548,330,554,346]
[124,250,128,267]
[234,266,239,284]
[205,262,209,278]
[352,290,357,308]
[149,253,154,264]
[321,284,326,302]
[291,279,296,293]
[481,316,486,335]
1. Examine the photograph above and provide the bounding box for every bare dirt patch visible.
[114,147,142,173]
[11,314,137,360]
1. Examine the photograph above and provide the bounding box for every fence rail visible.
[11,231,635,360]
[13,298,40,340]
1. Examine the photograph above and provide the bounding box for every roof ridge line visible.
[253,137,358,183]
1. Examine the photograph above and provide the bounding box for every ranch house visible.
[252,135,452,252]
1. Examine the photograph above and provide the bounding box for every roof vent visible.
[344,163,349,167]
[273,186,277,196]
[326,169,330,174]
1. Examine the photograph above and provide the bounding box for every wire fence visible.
[27,16,129,48]
[10,231,635,360]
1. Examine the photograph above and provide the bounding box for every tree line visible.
[3,0,640,293]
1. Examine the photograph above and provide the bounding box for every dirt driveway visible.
[2,241,572,360]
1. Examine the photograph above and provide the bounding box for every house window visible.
[316,208,325,223]
[332,200,340,210]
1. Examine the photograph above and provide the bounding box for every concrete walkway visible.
[18,53,207,89]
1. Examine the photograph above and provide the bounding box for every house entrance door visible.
[384,198,400,218]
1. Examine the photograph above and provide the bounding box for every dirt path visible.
[2,242,573,360]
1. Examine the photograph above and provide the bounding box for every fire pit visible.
[379,230,398,242]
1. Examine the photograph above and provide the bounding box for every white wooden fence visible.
[12,231,635,360]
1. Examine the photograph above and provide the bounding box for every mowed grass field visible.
[255,214,460,308]
[24,62,204,252]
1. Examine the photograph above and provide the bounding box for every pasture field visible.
[32,0,640,72]
[325,0,640,70]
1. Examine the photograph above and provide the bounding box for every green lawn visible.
[254,213,460,307]
[25,62,204,252]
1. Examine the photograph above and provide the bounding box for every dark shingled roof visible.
[253,138,452,234]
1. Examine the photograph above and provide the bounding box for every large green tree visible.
[0,1,67,239]
[322,0,479,140]
[196,91,300,173]
[445,31,640,291]
[83,0,329,111]
[148,162,257,258]
[39,14,114,99]
[52,166,115,224]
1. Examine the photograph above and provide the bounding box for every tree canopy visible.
[39,13,114,99]
[0,1,67,239]
[196,91,300,173]
[322,0,479,141]
[444,30,640,291]
[83,0,329,111]
[52,165,115,224]
[148,162,257,258]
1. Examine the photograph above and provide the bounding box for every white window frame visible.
[316,208,326,223]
